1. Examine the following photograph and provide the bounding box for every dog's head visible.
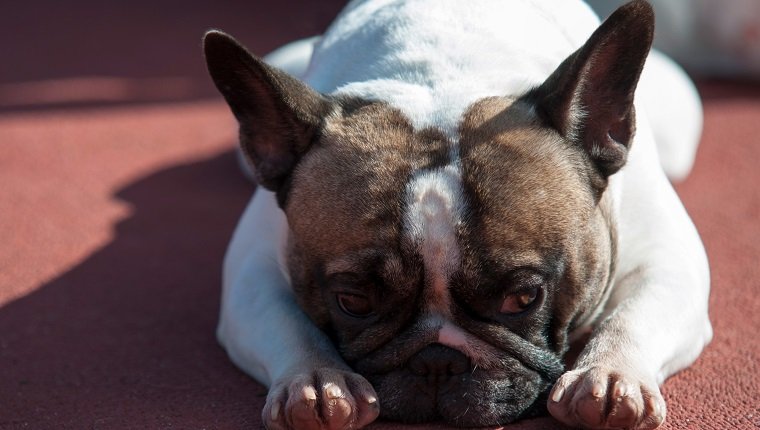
[205,1,653,426]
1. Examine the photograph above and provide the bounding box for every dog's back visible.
[305,0,600,136]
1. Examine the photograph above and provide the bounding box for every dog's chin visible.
[365,365,551,427]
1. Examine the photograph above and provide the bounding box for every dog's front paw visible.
[547,366,666,429]
[263,368,380,430]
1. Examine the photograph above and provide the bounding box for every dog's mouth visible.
[351,338,563,426]
[343,314,565,426]
[363,357,555,426]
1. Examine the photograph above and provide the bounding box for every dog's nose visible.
[408,344,471,381]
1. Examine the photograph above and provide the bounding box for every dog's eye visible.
[337,293,374,318]
[500,287,539,314]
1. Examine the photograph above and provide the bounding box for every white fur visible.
[306,0,598,137]
[219,0,712,426]
[403,165,464,315]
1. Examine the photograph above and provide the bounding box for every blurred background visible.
[0,0,346,112]
[1,1,758,429]
[588,0,760,78]
[1,0,758,115]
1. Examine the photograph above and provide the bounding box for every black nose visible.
[408,344,471,383]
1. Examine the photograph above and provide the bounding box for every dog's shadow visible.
[0,150,271,428]
[0,149,572,429]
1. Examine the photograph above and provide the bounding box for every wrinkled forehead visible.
[286,97,589,269]
[286,99,451,256]
[457,97,594,252]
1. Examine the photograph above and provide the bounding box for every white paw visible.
[263,368,380,430]
[547,366,666,429]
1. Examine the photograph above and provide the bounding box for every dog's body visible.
[205,1,712,429]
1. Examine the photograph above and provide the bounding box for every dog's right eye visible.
[500,287,540,314]
[336,293,374,318]
[496,270,545,315]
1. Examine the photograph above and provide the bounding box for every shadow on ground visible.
[0,150,268,428]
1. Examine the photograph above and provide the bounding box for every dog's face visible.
[283,97,616,424]
[205,1,653,426]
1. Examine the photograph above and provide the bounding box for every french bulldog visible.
[203,0,713,428]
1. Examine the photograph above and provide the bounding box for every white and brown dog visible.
[204,0,712,428]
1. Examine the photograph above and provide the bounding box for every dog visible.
[203,0,712,428]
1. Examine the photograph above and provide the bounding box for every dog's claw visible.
[263,368,379,430]
[547,367,665,430]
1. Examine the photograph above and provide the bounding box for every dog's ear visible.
[526,0,654,179]
[203,30,334,192]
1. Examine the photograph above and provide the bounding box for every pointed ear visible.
[527,0,654,178]
[203,30,334,191]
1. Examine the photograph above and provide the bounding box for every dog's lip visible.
[454,319,566,381]
[368,360,554,426]
[352,331,564,382]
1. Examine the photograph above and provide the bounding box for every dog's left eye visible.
[337,293,374,318]
[500,287,540,314]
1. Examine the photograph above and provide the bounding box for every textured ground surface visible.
[1,1,759,429]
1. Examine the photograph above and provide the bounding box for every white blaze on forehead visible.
[404,164,465,314]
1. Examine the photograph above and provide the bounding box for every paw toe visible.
[321,383,354,428]
[574,380,608,427]
[288,385,321,429]
[345,373,380,427]
[606,380,640,428]
[639,394,666,430]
